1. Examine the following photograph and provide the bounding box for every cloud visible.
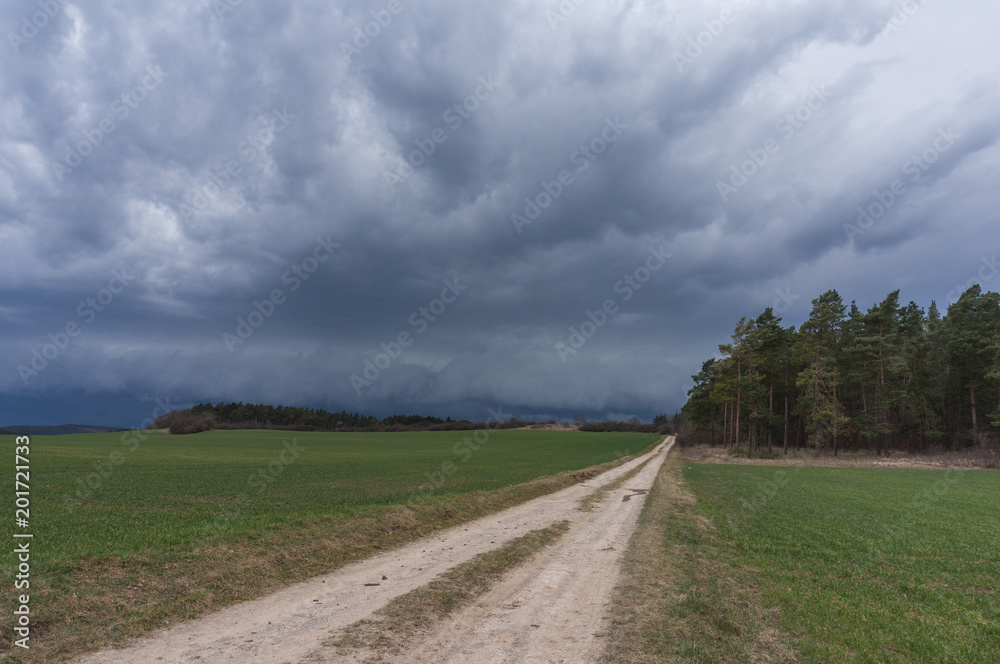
[1,0,999,425]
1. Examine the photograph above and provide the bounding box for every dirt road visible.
[72,437,673,664]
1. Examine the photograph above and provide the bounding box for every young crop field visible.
[606,458,1000,664]
[0,428,658,661]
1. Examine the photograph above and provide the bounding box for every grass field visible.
[605,457,1000,664]
[0,428,657,661]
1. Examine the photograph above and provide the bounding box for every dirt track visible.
[72,438,673,664]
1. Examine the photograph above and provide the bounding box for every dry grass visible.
[318,521,570,662]
[676,443,996,470]
[599,456,797,664]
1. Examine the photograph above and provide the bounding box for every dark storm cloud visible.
[2,0,999,425]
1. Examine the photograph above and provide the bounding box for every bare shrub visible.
[673,416,712,447]
[152,410,216,435]
[971,430,1000,469]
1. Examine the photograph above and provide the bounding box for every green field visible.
[1,428,657,660]
[682,463,1000,663]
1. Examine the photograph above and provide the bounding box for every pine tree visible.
[718,317,762,448]
[711,357,737,448]
[989,336,1000,428]
[868,291,905,456]
[780,324,798,454]
[684,359,719,445]
[898,300,935,448]
[796,290,849,454]
[945,286,1000,433]
[752,308,788,452]
[683,286,1000,454]
[840,300,875,450]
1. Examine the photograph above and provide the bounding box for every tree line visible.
[152,403,676,435]
[682,285,1000,455]
[191,402,411,429]
[154,402,607,434]
[153,402,499,433]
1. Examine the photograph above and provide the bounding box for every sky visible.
[1,0,999,428]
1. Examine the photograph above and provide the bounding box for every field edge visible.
[599,455,797,664]
[1,435,661,663]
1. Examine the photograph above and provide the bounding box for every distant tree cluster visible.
[682,286,1000,455]
[153,409,217,435]
[153,402,533,433]
[580,416,675,434]
[149,402,673,435]
[189,402,383,429]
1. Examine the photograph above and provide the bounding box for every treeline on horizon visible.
[682,285,1000,455]
[150,402,671,435]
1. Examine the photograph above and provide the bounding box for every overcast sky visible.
[2,0,999,427]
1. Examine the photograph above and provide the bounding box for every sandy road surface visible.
[72,438,672,664]
[343,437,673,664]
